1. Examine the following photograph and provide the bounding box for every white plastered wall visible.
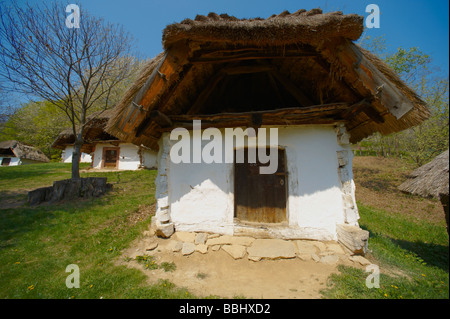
[0,157,21,166]
[91,143,139,170]
[156,125,359,240]
[142,149,158,169]
[91,143,157,170]
[62,146,92,163]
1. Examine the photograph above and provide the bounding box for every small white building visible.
[106,9,429,253]
[0,140,50,166]
[61,146,92,163]
[52,110,157,170]
[90,142,157,170]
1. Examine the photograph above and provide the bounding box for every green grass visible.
[1,162,448,299]
[0,163,195,299]
[321,203,449,299]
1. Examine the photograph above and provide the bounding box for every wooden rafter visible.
[342,98,385,124]
[190,47,318,64]
[270,70,315,107]
[187,71,227,115]
[151,103,349,131]
[320,39,416,120]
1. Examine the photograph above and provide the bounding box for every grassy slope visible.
[321,156,449,299]
[0,163,194,299]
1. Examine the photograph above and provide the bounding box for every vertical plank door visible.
[234,148,287,223]
[102,147,120,168]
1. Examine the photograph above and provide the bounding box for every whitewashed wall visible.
[62,146,92,163]
[142,149,158,169]
[0,157,21,166]
[91,143,157,170]
[157,125,358,240]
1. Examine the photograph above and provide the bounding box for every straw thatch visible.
[162,10,363,49]
[0,140,50,163]
[106,8,429,151]
[398,150,449,198]
[52,109,119,153]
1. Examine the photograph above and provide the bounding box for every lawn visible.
[322,156,449,299]
[321,204,449,298]
[0,158,448,299]
[0,163,194,299]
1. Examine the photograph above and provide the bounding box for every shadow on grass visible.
[360,224,449,272]
[0,206,57,250]
[0,193,107,251]
[391,238,449,272]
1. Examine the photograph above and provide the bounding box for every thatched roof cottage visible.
[106,9,429,252]
[53,109,157,170]
[399,150,449,234]
[0,140,50,166]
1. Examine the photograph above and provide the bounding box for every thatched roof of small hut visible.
[398,150,449,198]
[52,109,119,153]
[106,9,429,151]
[0,140,50,163]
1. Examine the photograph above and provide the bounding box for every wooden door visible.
[234,148,287,223]
[102,147,119,168]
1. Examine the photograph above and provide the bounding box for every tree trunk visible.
[71,134,83,179]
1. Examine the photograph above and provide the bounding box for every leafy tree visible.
[358,36,449,166]
[386,47,431,89]
[400,78,449,165]
[0,100,71,160]
[0,1,135,178]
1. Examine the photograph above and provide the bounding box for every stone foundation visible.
[146,228,371,262]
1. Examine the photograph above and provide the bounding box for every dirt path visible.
[118,234,368,299]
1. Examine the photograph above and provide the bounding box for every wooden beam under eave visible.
[190,53,317,64]
[222,65,275,75]
[123,42,193,135]
[341,99,372,119]
[156,103,348,132]
[329,39,416,120]
[134,116,152,138]
[140,133,161,145]
[158,118,344,132]
[363,105,385,124]
[172,103,348,122]
[342,98,385,124]
[149,110,173,128]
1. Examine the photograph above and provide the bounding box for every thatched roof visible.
[106,8,429,151]
[162,10,363,49]
[0,140,50,163]
[52,109,119,153]
[398,150,449,198]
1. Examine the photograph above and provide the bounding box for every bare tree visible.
[0,1,135,178]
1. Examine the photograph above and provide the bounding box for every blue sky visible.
[67,0,449,75]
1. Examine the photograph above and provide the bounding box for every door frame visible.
[233,146,289,224]
[101,147,120,169]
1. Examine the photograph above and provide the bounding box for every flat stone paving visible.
[142,230,371,266]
